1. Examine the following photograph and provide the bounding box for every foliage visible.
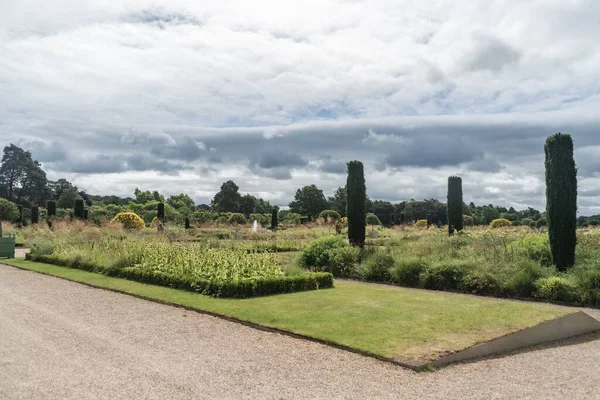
[463,215,474,226]
[325,246,362,276]
[414,219,428,228]
[390,259,424,287]
[271,207,278,230]
[419,260,471,291]
[157,202,165,222]
[366,213,381,226]
[112,212,145,230]
[212,180,242,212]
[0,198,19,222]
[535,276,576,302]
[299,235,348,271]
[357,252,393,281]
[490,218,512,229]
[74,199,85,219]
[47,200,57,217]
[31,206,39,224]
[319,209,341,222]
[545,133,577,271]
[239,194,257,216]
[289,184,329,219]
[0,144,48,206]
[327,186,347,217]
[347,161,366,247]
[228,213,247,225]
[57,187,82,209]
[447,176,463,235]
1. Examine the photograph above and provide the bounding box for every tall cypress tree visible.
[271,207,278,230]
[447,176,463,236]
[390,213,395,226]
[83,209,89,220]
[185,217,191,229]
[545,133,577,271]
[346,161,366,247]
[31,206,39,224]
[157,202,165,222]
[17,205,23,225]
[74,199,84,219]
[47,201,57,217]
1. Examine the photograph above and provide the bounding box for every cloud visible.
[1,0,600,214]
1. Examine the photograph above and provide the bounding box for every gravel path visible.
[1,263,600,399]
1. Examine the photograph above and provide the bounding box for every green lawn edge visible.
[1,259,569,367]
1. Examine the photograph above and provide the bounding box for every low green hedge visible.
[26,253,333,298]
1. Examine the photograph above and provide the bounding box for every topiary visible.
[347,160,366,247]
[31,206,39,224]
[447,176,463,235]
[228,213,247,225]
[490,218,512,229]
[112,212,145,230]
[74,199,85,219]
[366,213,381,226]
[414,219,428,229]
[319,209,341,223]
[47,200,57,217]
[535,218,547,228]
[463,215,474,226]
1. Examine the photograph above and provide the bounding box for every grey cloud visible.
[122,8,202,27]
[466,35,521,72]
[150,136,205,162]
[256,153,308,169]
[19,139,67,163]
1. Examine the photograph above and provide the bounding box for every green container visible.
[0,236,16,258]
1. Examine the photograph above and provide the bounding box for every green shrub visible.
[573,267,600,304]
[47,201,57,217]
[366,213,381,226]
[511,235,553,266]
[463,215,474,226]
[357,252,394,282]
[511,220,522,226]
[319,209,341,222]
[299,235,348,271]
[458,271,503,296]
[112,212,145,230]
[390,259,424,287]
[74,199,85,219]
[414,219,428,229]
[419,261,472,291]
[0,198,19,222]
[505,261,546,297]
[535,276,576,302]
[228,213,247,225]
[490,218,511,229]
[325,246,362,276]
[535,218,547,228]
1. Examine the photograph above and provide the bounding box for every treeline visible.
[1,143,598,227]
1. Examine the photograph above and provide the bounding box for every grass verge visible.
[1,259,569,364]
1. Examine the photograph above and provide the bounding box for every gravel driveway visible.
[1,263,600,400]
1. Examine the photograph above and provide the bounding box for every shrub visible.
[366,213,381,226]
[511,234,552,266]
[535,276,576,302]
[573,268,600,304]
[390,259,425,287]
[347,160,366,247]
[419,261,472,291]
[299,235,348,271]
[228,213,247,225]
[0,198,19,222]
[490,218,511,229]
[112,212,145,230]
[357,252,393,282]
[458,271,503,296]
[325,246,362,276]
[521,218,534,227]
[319,209,341,222]
[505,261,546,297]
[463,215,474,226]
[545,133,577,271]
[447,176,463,235]
[414,219,428,229]
[535,218,547,228]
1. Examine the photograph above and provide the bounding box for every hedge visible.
[26,253,334,298]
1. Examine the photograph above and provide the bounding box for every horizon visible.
[2,1,599,214]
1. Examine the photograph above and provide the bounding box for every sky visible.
[1,0,599,214]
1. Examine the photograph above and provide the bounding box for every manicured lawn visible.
[2,259,569,363]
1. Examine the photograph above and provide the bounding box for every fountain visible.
[252,220,258,233]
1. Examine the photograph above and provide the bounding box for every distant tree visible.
[545,133,577,271]
[447,176,463,235]
[212,180,242,212]
[239,194,257,217]
[74,199,85,219]
[370,200,394,227]
[0,144,48,206]
[347,161,366,247]
[134,188,164,204]
[254,198,273,214]
[327,186,347,217]
[57,187,82,209]
[481,206,500,225]
[289,185,329,218]
[271,207,278,230]
[167,193,196,210]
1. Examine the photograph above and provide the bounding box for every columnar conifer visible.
[157,202,165,222]
[31,206,39,224]
[271,208,278,230]
[47,201,56,217]
[545,133,577,271]
[447,176,463,236]
[346,161,366,247]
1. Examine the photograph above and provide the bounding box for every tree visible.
[288,185,328,218]
[0,198,19,221]
[239,194,257,217]
[347,161,366,247]
[212,180,242,212]
[447,176,463,235]
[167,193,196,210]
[75,199,85,219]
[0,144,48,206]
[371,200,395,227]
[271,207,278,230]
[545,133,577,271]
[134,188,164,204]
[57,187,81,209]
[327,186,347,217]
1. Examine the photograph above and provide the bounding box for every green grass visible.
[2,259,569,363]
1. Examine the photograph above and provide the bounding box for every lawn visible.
[2,258,569,364]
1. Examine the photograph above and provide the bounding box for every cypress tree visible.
[31,206,39,224]
[185,217,191,229]
[17,205,23,225]
[346,160,366,247]
[157,202,165,222]
[74,199,84,219]
[390,213,395,226]
[545,133,577,271]
[447,176,463,236]
[47,201,57,217]
[83,209,89,220]
[271,208,278,230]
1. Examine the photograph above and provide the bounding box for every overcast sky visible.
[1,0,599,214]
